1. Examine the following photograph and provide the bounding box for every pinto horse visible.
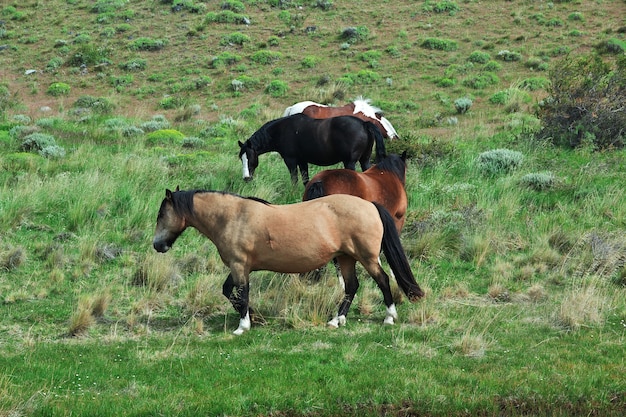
[153,188,424,335]
[303,152,408,233]
[238,113,386,185]
[282,96,399,140]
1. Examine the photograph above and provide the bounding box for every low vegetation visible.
[0,0,625,416]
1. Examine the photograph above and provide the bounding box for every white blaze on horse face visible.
[241,153,251,179]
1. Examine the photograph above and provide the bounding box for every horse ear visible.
[165,189,173,199]
[238,140,244,148]
[401,150,407,160]
[175,185,180,192]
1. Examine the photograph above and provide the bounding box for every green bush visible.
[204,10,249,24]
[423,1,460,14]
[520,172,555,191]
[462,72,499,89]
[537,54,626,149]
[421,37,458,51]
[596,38,626,55]
[119,58,147,71]
[73,96,114,114]
[250,50,281,65]
[129,37,167,51]
[211,52,242,69]
[454,97,472,114]
[497,50,522,61]
[219,32,250,46]
[265,80,288,97]
[46,82,71,96]
[301,56,320,69]
[145,129,185,146]
[67,44,110,66]
[340,26,369,44]
[476,149,524,176]
[520,77,550,91]
[468,51,490,64]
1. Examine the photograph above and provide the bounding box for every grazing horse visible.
[238,113,386,185]
[282,96,399,140]
[153,188,424,335]
[303,152,408,233]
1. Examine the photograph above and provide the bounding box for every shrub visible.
[219,32,250,46]
[462,72,499,89]
[454,97,472,114]
[340,26,369,44]
[73,96,114,114]
[483,60,502,72]
[537,54,626,149]
[66,44,110,67]
[232,75,260,90]
[119,58,147,71]
[46,82,71,96]
[520,172,555,191]
[520,77,550,91]
[468,50,490,64]
[220,0,245,13]
[204,10,249,25]
[211,52,242,69]
[301,56,320,69]
[421,37,458,51]
[46,57,64,72]
[423,1,460,15]
[146,129,185,146]
[250,50,281,65]
[475,149,524,176]
[265,80,288,97]
[596,38,626,55]
[497,50,522,61]
[20,133,56,152]
[129,37,167,51]
[140,115,170,132]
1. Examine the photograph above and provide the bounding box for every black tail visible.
[366,121,387,163]
[373,202,424,301]
[303,180,326,201]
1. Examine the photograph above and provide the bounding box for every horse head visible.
[238,140,259,182]
[153,187,187,253]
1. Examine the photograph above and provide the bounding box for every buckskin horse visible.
[153,188,424,335]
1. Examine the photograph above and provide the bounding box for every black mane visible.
[167,190,271,217]
[374,153,406,185]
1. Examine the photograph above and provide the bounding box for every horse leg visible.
[343,161,357,171]
[363,259,397,325]
[328,256,359,328]
[298,162,310,185]
[283,158,300,185]
[222,271,251,335]
[358,155,371,171]
[332,257,345,290]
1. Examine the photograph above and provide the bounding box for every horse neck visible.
[186,192,236,241]
[248,125,275,154]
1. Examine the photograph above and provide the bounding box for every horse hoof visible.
[383,316,395,325]
[327,318,340,328]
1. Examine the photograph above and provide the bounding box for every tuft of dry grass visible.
[451,331,488,358]
[1,246,26,270]
[68,297,96,337]
[487,283,510,302]
[132,253,181,292]
[555,284,606,331]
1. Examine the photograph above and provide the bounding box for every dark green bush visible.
[47,82,71,96]
[129,37,167,51]
[537,54,626,149]
[73,96,114,114]
[421,38,458,51]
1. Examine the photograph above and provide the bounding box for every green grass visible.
[1,0,626,415]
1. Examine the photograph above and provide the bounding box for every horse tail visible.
[373,202,424,302]
[366,122,387,163]
[303,180,326,201]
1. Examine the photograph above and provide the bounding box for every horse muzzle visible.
[153,240,171,253]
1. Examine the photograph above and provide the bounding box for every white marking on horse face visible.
[234,311,251,335]
[241,153,251,179]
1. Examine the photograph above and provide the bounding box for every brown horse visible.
[153,188,424,335]
[282,97,399,140]
[303,152,408,233]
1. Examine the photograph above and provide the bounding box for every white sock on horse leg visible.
[384,304,398,325]
[233,311,251,335]
[327,315,347,328]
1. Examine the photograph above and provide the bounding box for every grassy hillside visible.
[1,1,626,416]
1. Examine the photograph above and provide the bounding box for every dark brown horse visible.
[282,97,399,140]
[153,188,423,334]
[238,113,386,185]
[303,152,408,233]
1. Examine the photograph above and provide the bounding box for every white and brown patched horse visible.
[282,96,399,140]
[153,188,424,335]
